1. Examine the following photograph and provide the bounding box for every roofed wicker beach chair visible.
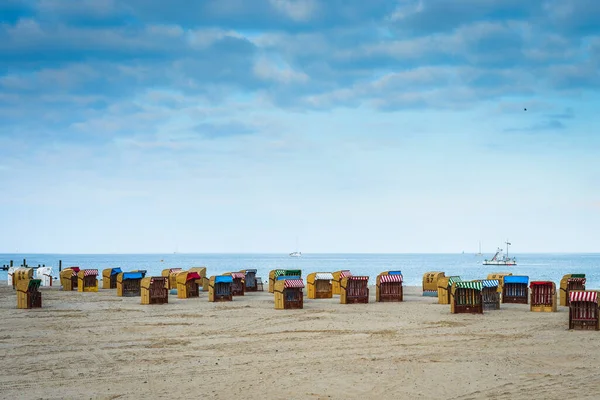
[307,272,334,299]
[226,272,246,296]
[141,277,168,305]
[332,270,352,296]
[376,271,403,302]
[340,276,369,304]
[451,281,483,314]
[568,291,599,330]
[102,268,122,289]
[117,271,147,297]
[209,275,233,302]
[560,274,586,307]
[479,279,500,310]
[176,271,202,299]
[437,276,461,305]
[17,278,42,309]
[502,276,529,304]
[241,269,258,292]
[530,281,556,312]
[77,269,99,292]
[423,271,445,297]
[60,267,80,291]
[274,276,304,309]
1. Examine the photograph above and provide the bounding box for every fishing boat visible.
[483,241,517,266]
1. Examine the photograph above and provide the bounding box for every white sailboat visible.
[476,241,483,256]
[289,237,302,257]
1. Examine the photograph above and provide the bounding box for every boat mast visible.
[505,239,511,258]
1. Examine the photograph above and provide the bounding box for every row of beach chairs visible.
[11,266,598,331]
[423,271,598,330]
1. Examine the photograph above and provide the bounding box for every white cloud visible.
[268,0,317,22]
[252,56,309,84]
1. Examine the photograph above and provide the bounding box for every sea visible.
[1,253,599,287]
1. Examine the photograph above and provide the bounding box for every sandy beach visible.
[1,282,599,400]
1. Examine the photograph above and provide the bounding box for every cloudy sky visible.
[1,0,599,254]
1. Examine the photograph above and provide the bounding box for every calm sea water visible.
[1,253,599,287]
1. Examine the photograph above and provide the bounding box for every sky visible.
[0,0,599,254]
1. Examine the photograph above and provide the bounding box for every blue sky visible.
[1,0,599,254]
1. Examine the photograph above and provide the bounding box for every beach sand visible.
[1,282,599,400]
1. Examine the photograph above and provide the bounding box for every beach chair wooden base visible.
[453,304,483,314]
[345,296,369,304]
[531,305,555,312]
[502,296,528,304]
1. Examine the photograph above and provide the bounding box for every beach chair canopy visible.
[170,268,182,273]
[273,269,286,278]
[230,272,245,279]
[340,270,352,278]
[285,270,301,275]
[186,272,201,281]
[18,279,41,292]
[570,291,598,303]
[284,279,305,288]
[481,280,499,287]
[380,275,403,283]
[348,276,369,281]
[568,277,586,284]
[388,271,402,275]
[530,281,553,286]
[215,275,233,284]
[84,269,98,276]
[277,275,301,281]
[571,274,586,278]
[110,268,122,276]
[315,273,334,280]
[504,276,528,285]
[70,267,81,273]
[455,281,483,290]
[447,276,462,286]
[244,269,257,273]
[123,271,144,280]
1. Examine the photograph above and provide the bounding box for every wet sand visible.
[1,282,599,400]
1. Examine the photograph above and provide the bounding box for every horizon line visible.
[1,251,599,256]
